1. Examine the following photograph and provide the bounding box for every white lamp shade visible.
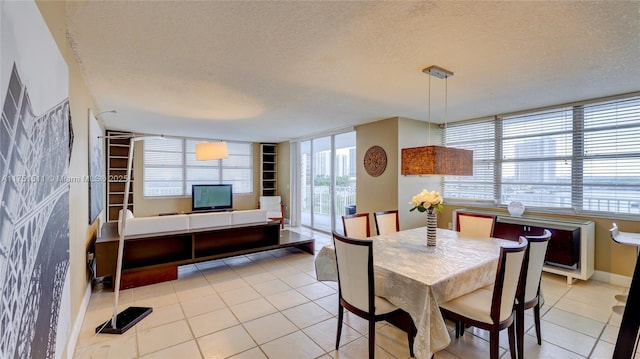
[196,142,229,160]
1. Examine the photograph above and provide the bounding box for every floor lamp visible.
[95,136,228,334]
[96,134,158,334]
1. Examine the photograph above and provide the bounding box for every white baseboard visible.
[592,270,632,288]
[66,283,92,359]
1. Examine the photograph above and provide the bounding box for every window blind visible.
[144,139,253,197]
[581,97,640,214]
[444,119,496,202]
[443,93,640,216]
[221,142,253,194]
[500,107,574,209]
[143,138,184,197]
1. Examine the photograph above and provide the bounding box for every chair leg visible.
[490,329,500,359]
[534,303,542,345]
[517,306,524,359]
[336,305,344,350]
[460,321,465,337]
[369,319,376,359]
[408,318,416,358]
[509,323,517,359]
[454,321,460,338]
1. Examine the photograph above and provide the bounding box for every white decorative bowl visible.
[508,201,525,217]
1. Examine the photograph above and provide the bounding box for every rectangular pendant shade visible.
[401,145,473,176]
[195,142,229,160]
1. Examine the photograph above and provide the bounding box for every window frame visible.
[443,93,640,219]
[143,139,253,198]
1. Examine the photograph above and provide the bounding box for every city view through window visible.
[300,132,356,232]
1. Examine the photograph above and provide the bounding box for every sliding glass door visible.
[299,131,356,233]
[333,132,356,230]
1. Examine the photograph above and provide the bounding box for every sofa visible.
[117,209,268,236]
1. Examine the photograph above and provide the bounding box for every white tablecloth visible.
[315,227,506,359]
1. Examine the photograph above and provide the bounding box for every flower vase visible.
[426,207,437,246]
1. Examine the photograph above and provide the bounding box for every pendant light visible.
[401,65,473,176]
[195,141,229,160]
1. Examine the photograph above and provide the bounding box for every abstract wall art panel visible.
[88,110,103,224]
[1,1,71,358]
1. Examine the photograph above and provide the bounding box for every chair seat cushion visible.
[440,288,494,324]
[375,296,399,315]
[266,211,282,219]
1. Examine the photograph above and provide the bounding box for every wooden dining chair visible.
[456,212,496,238]
[439,237,528,359]
[342,213,370,239]
[516,229,552,359]
[332,231,415,358]
[373,210,399,235]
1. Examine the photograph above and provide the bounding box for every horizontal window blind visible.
[500,107,573,209]
[443,93,640,216]
[581,97,640,214]
[144,139,253,197]
[444,120,496,201]
[221,142,253,194]
[185,140,221,195]
[144,138,183,197]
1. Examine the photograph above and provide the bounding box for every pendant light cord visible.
[444,76,448,147]
[428,74,431,144]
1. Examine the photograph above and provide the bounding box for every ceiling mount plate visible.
[422,65,454,79]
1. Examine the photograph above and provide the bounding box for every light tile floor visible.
[75,227,633,359]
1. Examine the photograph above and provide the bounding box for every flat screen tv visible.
[192,184,233,212]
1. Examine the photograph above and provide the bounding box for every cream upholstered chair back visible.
[457,213,496,238]
[333,232,372,313]
[332,231,417,358]
[259,196,281,214]
[259,196,284,229]
[494,238,528,323]
[374,210,399,235]
[523,230,552,303]
[342,213,370,239]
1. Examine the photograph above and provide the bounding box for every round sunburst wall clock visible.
[363,145,387,177]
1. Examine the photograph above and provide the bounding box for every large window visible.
[444,94,640,216]
[443,120,496,203]
[144,139,252,197]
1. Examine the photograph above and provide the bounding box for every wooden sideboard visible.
[95,221,314,289]
[453,209,594,284]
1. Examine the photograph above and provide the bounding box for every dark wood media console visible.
[96,221,314,289]
[453,209,594,284]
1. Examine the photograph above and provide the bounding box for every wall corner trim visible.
[66,283,92,359]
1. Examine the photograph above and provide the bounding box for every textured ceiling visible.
[65,1,640,142]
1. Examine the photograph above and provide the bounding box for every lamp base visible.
[96,306,152,334]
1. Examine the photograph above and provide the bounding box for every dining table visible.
[315,227,510,359]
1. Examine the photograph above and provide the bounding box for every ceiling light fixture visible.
[401,65,473,176]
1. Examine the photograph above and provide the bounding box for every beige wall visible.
[354,116,444,232]
[277,141,291,220]
[37,2,99,357]
[355,117,399,235]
